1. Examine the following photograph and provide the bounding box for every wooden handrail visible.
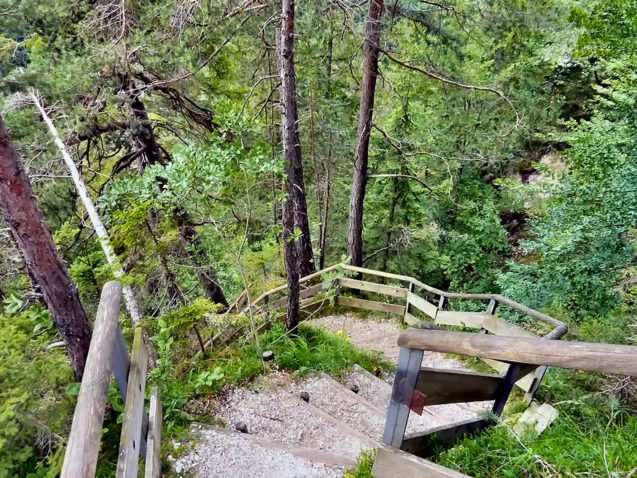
[61,281,123,478]
[398,329,637,377]
[244,263,567,339]
[61,282,161,478]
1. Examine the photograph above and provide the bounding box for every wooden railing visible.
[238,263,568,401]
[383,328,637,457]
[61,281,162,478]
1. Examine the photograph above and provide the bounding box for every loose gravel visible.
[209,372,374,460]
[171,425,344,478]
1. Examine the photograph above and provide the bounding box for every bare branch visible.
[368,173,438,199]
[382,48,521,127]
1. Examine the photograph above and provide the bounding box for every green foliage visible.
[0,304,74,478]
[436,398,636,477]
[261,322,392,379]
[345,449,376,478]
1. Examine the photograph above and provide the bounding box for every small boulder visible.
[300,391,310,402]
[262,350,275,362]
[235,421,248,434]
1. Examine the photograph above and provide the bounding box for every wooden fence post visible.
[61,281,123,478]
[117,327,149,478]
[383,347,424,448]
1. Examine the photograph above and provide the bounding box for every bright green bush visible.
[0,304,75,477]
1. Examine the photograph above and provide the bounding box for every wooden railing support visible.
[385,328,637,458]
[61,281,123,478]
[383,347,424,448]
[62,282,161,478]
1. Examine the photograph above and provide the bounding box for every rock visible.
[349,384,360,394]
[513,403,558,436]
[235,421,248,433]
[300,391,310,402]
[262,350,275,362]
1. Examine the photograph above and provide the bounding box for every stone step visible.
[171,424,348,477]
[290,372,388,440]
[210,372,376,461]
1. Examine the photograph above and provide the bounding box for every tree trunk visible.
[31,90,145,323]
[347,0,383,270]
[0,114,92,381]
[277,0,315,278]
[283,179,300,333]
[175,212,229,308]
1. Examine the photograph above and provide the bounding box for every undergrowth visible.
[147,318,392,437]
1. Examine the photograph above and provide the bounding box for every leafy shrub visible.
[0,304,74,477]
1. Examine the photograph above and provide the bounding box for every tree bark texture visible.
[277,0,315,278]
[0,114,92,381]
[282,186,300,333]
[347,0,383,269]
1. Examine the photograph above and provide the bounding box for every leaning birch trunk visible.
[30,90,144,323]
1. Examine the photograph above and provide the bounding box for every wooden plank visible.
[398,329,637,377]
[372,446,471,478]
[524,365,548,403]
[383,347,424,448]
[401,417,492,457]
[435,311,487,329]
[406,291,437,318]
[404,311,422,326]
[415,367,502,405]
[268,282,327,309]
[336,295,405,315]
[482,358,533,392]
[245,264,341,312]
[338,277,408,298]
[342,264,413,284]
[482,315,537,338]
[117,327,149,478]
[145,387,162,478]
[113,325,148,457]
[61,281,123,478]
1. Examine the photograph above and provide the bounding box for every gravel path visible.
[172,425,344,478]
[209,372,375,460]
[288,372,387,440]
[173,313,493,476]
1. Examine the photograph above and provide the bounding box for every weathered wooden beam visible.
[482,358,534,392]
[268,282,326,309]
[383,347,424,448]
[372,446,471,478]
[338,277,408,298]
[401,417,492,457]
[406,291,438,318]
[492,363,522,416]
[61,281,123,478]
[117,327,149,478]
[415,367,502,405]
[145,387,162,478]
[435,311,487,329]
[337,295,405,315]
[481,315,537,338]
[398,329,637,377]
